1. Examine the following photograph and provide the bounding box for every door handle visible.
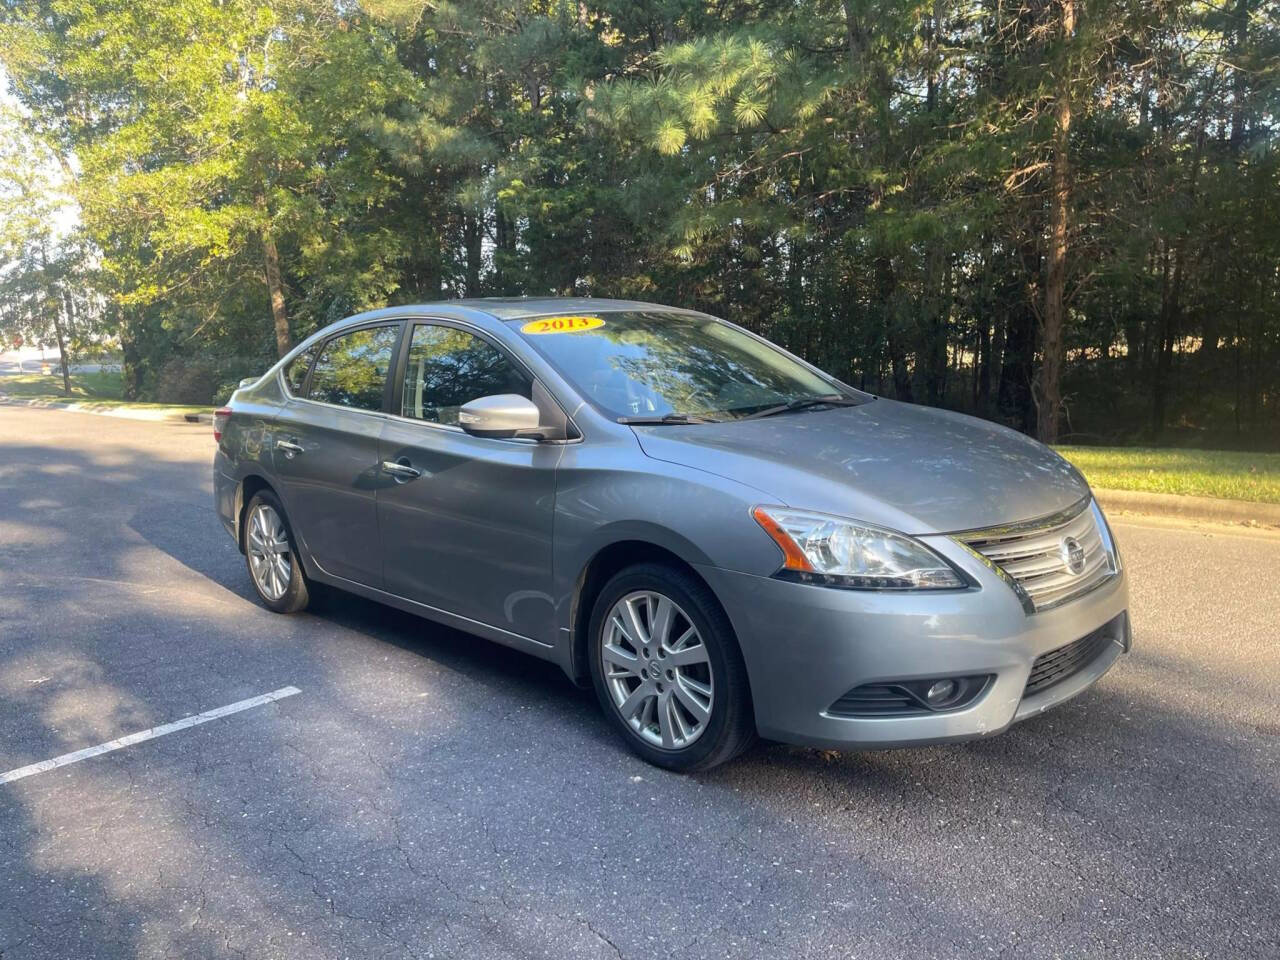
[381,459,422,481]
[276,439,304,458]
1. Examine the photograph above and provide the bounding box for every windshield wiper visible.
[617,412,721,425]
[738,394,860,421]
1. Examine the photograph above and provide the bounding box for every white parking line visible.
[0,686,301,785]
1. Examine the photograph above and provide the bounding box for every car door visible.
[377,320,563,645]
[271,322,402,587]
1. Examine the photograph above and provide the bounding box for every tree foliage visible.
[0,103,102,392]
[1,0,1277,446]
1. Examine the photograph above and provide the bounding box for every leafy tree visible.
[0,0,1275,443]
[0,104,101,392]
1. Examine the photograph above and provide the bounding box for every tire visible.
[589,562,756,772]
[242,490,310,614]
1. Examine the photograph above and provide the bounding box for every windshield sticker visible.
[520,315,605,335]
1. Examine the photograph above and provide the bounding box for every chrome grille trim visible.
[954,498,1118,613]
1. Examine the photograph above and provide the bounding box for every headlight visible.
[1089,498,1122,571]
[751,505,966,590]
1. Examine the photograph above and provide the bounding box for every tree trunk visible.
[887,330,912,402]
[841,2,862,68]
[1229,0,1250,152]
[921,249,949,406]
[1151,240,1186,440]
[52,303,71,396]
[121,310,142,402]
[262,230,291,358]
[976,317,992,414]
[37,244,72,395]
[1038,0,1074,444]
[463,212,483,296]
[1151,121,1205,439]
[998,305,1037,433]
[494,209,515,292]
[875,255,912,402]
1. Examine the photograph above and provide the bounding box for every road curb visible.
[0,395,213,424]
[1093,487,1280,529]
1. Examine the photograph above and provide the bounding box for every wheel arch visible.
[568,536,729,687]
[235,474,276,553]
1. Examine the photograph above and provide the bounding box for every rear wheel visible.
[243,491,310,614]
[589,563,755,771]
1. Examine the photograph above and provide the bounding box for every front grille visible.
[956,498,1117,612]
[1024,617,1120,697]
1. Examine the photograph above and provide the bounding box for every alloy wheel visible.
[247,503,292,602]
[602,590,714,749]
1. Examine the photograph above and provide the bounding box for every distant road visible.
[0,356,43,375]
[0,352,118,375]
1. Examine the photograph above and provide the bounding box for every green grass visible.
[1056,446,1280,504]
[0,369,124,399]
[0,370,210,415]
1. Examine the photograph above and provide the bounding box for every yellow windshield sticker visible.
[520,315,605,335]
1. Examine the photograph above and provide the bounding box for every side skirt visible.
[306,566,563,665]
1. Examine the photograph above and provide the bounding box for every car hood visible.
[631,399,1089,535]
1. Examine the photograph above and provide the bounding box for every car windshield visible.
[509,310,866,421]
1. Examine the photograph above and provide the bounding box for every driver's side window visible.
[401,323,531,426]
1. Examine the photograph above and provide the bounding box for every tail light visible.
[213,407,232,442]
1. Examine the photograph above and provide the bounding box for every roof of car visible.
[295,298,699,354]
[431,297,684,320]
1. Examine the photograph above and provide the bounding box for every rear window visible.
[306,325,400,412]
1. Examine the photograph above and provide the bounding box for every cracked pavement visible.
[1,406,1278,959]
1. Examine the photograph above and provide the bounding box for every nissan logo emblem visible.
[1060,536,1086,575]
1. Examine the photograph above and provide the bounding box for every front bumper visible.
[696,536,1130,750]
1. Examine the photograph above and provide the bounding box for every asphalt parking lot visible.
[1,406,1278,960]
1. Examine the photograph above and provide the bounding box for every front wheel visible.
[243,491,310,614]
[589,563,756,771]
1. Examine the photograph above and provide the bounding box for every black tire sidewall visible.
[243,490,309,614]
[588,563,751,771]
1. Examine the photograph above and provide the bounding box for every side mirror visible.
[458,394,545,439]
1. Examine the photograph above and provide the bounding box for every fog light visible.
[925,679,958,704]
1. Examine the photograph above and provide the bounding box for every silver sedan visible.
[214,298,1129,771]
